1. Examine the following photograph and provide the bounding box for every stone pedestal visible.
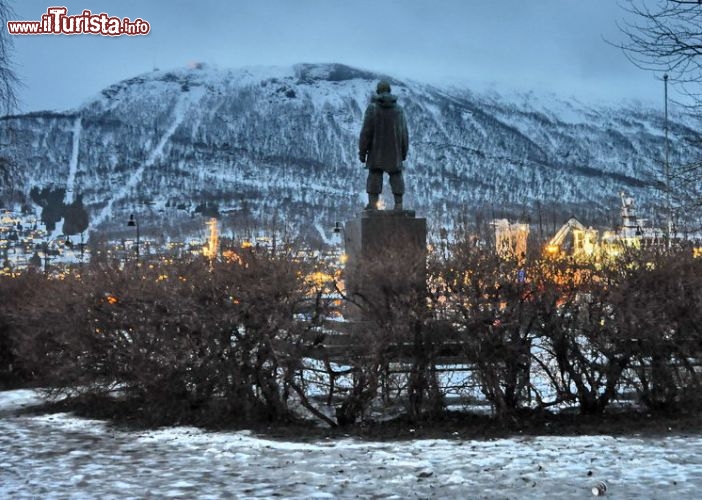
[343,209,427,320]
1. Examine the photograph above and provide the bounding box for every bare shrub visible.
[0,270,63,387]
[4,232,702,426]
[335,246,441,425]
[610,248,702,411]
[433,231,536,421]
[533,257,636,415]
[9,246,323,425]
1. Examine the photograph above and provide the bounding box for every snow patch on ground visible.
[0,389,44,412]
[1,389,702,498]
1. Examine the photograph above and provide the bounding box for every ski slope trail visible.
[65,116,81,205]
[90,87,205,229]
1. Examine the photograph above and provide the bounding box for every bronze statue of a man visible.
[358,80,409,210]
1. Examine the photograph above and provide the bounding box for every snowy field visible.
[1,390,701,499]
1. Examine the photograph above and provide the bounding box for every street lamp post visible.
[42,242,50,275]
[127,214,140,262]
[664,74,672,247]
[42,236,67,275]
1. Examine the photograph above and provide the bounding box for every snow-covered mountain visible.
[1,62,698,244]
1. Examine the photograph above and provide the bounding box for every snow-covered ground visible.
[1,390,701,499]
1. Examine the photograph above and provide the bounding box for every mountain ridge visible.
[1,62,697,245]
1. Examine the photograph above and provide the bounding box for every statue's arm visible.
[358,105,374,162]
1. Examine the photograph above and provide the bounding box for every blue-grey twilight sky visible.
[7,0,667,112]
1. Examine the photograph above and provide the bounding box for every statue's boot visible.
[365,194,379,210]
[394,194,403,211]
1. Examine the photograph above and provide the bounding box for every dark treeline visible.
[1,231,701,428]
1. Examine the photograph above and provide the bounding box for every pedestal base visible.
[343,210,427,320]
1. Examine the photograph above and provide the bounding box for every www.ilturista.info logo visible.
[7,7,150,36]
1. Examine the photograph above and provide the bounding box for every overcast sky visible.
[7,0,668,113]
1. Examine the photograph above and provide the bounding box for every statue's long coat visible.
[358,92,409,173]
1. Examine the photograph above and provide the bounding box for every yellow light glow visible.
[545,244,560,255]
[306,271,334,288]
[222,249,243,265]
[203,218,219,261]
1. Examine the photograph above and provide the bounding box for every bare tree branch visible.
[616,1,702,96]
[0,0,20,115]
[615,1,702,221]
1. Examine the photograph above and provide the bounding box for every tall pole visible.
[664,74,672,246]
[136,218,140,262]
[128,214,140,262]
